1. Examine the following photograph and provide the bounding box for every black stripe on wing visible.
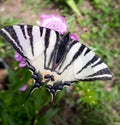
[4,26,24,51]
[55,33,70,64]
[58,40,78,70]
[79,77,112,81]
[27,25,34,56]
[0,26,26,58]
[50,33,71,71]
[58,43,86,75]
[18,24,27,39]
[86,68,112,79]
[77,55,98,74]
[44,28,51,68]
[72,69,112,82]
[91,59,103,68]
[84,47,91,56]
[40,27,43,37]
[47,31,60,68]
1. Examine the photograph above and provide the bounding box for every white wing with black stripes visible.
[0,25,57,60]
[0,24,112,97]
[52,39,112,82]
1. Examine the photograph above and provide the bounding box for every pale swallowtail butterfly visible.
[0,24,112,98]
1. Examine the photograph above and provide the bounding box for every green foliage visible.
[65,0,80,15]
[0,0,120,125]
[67,14,76,32]
[46,0,80,15]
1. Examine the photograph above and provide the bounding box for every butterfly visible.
[0,24,112,98]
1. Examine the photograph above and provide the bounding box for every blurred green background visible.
[0,0,120,125]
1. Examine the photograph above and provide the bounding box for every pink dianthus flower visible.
[40,14,79,41]
[40,14,68,34]
[14,52,26,68]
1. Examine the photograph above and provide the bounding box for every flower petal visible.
[19,84,28,92]
[14,52,23,62]
[14,52,27,68]
[40,14,68,34]
[70,34,79,41]
[19,60,27,68]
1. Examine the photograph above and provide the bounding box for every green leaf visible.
[66,0,80,15]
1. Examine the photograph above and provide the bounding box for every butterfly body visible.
[0,24,112,97]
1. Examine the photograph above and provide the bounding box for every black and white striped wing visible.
[73,43,112,81]
[0,25,59,72]
[55,40,112,82]
[0,25,56,60]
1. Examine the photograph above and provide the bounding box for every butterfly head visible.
[42,71,58,83]
[29,66,67,98]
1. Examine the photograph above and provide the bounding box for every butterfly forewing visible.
[54,39,112,82]
[73,44,112,81]
[0,25,46,60]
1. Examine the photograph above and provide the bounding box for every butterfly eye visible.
[50,75,54,81]
[44,74,51,79]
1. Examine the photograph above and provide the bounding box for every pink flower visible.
[40,14,79,41]
[14,52,27,68]
[19,84,28,92]
[40,14,68,34]
[70,34,79,41]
